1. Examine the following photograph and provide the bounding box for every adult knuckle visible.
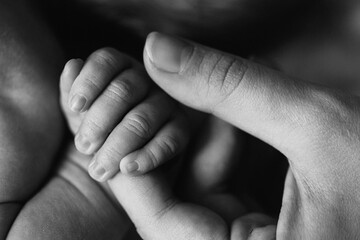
[195,51,248,102]
[212,56,247,98]
[207,55,228,87]
[123,112,152,139]
[105,78,133,104]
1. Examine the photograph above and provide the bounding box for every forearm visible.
[0,0,65,238]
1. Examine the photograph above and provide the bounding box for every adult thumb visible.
[143,32,320,157]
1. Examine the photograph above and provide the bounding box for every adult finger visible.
[143,32,358,163]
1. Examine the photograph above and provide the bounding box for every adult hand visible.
[110,32,360,239]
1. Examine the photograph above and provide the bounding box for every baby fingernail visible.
[125,161,139,174]
[75,134,92,154]
[70,94,86,112]
[89,160,107,181]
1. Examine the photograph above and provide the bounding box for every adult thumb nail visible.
[145,32,193,73]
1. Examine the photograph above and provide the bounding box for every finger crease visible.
[152,197,178,222]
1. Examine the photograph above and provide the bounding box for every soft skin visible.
[0,1,133,239]
[60,50,189,180]
[4,0,360,239]
[0,0,64,238]
[108,32,360,240]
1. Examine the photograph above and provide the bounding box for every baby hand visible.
[60,48,189,181]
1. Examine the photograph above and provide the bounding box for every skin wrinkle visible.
[124,111,153,140]
[57,173,94,211]
[178,42,196,75]
[152,197,178,223]
[58,157,105,206]
[100,146,124,168]
[206,53,224,95]
[219,57,239,96]
[146,146,160,169]
[106,77,134,105]
[213,57,248,114]
[83,117,103,141]
[92,48,121,69]
[66,148,120,205]
[53,153,130,237]
[82,74,104,93]
[180,45,205,80]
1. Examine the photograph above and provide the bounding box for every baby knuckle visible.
[92,47,122,70]
[82,74,102,92]
[123,112,152,139]
[146,148,159,169]
[101,146,122,165]
[156,136,179,157]
[105,78,133,104]
[146,137,179,169]
[82,118,104,140]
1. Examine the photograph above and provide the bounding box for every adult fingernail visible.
[75,134,92,154]
[145,32,193,73]
[89,160,107,181]
[70,94,86,112]
[124,161,139,174]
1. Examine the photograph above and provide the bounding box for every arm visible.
[0,2,135,239]
[0,0,64,237]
